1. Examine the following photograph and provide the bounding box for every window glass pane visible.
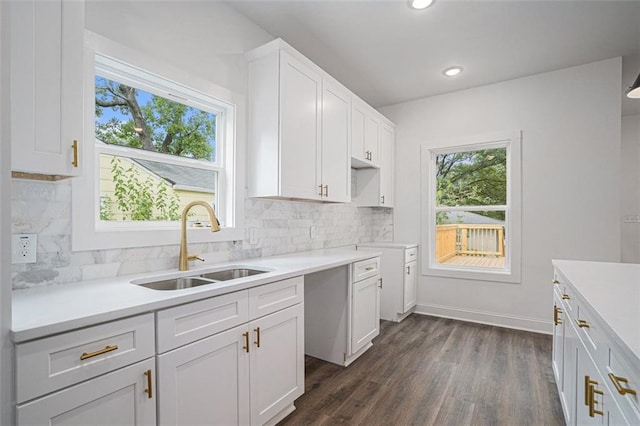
[435,210,506,269]
[95,75,217,162]
[435,148,506,207]
[99,153,217,224]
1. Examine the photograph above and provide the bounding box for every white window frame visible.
[72,31,245,251]
[421,131,522,283]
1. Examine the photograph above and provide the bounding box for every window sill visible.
[423,264,521,284]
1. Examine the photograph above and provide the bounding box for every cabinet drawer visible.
[607,349,640,423]
[574,304,609,367]
[249,276,303,320]
[352,257,381,282]
[16,313,155,403]
[404,247,418,263]
[157,290,249,353]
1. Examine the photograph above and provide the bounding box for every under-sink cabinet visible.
[552,262,640,425]
[15,314,156,425]
[157,276,305,426]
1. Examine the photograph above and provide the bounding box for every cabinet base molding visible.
[390,309,414,323]
[264,403,296,426]
[414,303,551,335]
[343,342,373,367]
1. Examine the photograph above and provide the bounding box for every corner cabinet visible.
[552,261,640,426]
[352,120,395,207]
[247,40,349,202]
[10,0,84,178]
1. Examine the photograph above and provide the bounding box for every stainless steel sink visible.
[199,268,267,281]
[137,277,216,291]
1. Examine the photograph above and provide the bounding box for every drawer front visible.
[157,290,249,353]
[607,349,640,423]
[574,304,608,367]
[249,276,303,320]
[352,257,381,282]
[404,247,418,263]
[16,313,155,403]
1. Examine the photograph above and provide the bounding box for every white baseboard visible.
[414,303,552,335]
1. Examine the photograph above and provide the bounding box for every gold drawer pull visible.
[576,319,590,328]
[554,305,562,326]
[80,345,118,360]
[608,373,637,396]
[589,385,604,417]
[585,375,598,406]
[552,279,560,285]
[144,369,153,399]
[365,266,375,271]
[561,294,570,300]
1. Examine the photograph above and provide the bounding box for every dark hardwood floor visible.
[280,314,565,426]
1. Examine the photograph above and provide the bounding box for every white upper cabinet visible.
[351,99,379,168]
[379,123,395,207]
[10,0,84,178]
[321,79,351,202]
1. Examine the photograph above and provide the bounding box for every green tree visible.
[436,148,506,222]
[95,77,216,160]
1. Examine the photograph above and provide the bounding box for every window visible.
[421,132,521,283]
[73,35,245,250]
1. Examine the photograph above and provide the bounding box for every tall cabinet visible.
[10,0,84,178]
[247,40,350,202]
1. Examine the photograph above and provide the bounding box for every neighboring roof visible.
[134,159,216,192]
[441,211,504,225]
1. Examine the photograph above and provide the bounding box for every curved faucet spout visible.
[179,201,220,271]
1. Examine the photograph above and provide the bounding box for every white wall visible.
[621,114,640,263]
[0,1,14,423]
[379,58,622,333]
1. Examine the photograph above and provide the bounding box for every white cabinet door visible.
[17,359,156,426]
[351,100,378,167]
[321,79,350,202]
[403,260,417,313]
[157,324,250,426]
[351,275,380,355]
[563,315,579,426]
[250,303,305,426]
[279,51,322,200]
[576,345,606,426]
[379,123,394,207]
[552,291,565,390]
[10,0,83,177]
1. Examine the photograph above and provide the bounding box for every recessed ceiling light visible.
[443,66,463,77]
[411,0,434,10]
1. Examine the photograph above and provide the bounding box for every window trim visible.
[421,131,522,284]
[72,31,245,251]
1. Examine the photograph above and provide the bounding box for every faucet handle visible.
[187,255,205,262]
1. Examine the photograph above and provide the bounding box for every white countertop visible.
[12,247,381,343]
[357,242,418,249]
[552,259,640,360]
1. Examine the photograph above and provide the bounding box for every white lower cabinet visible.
[552,265,638,426]
[350,274,380,354]
[157,277,305,426]
[17,358,156,425]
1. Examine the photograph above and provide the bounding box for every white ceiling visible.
[227,0,640,116]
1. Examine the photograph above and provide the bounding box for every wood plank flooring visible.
[280,314,564,426]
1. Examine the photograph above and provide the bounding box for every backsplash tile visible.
[11,179,393,289]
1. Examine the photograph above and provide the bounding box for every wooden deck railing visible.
[436,224,504,262]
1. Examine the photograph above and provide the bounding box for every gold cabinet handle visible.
[365,266,375,271]
[243,331,250,353]
[576,319,590,328]
[144,369,153,399]
[254,327,261,348]
[378,278,382,289]
[72,140,79,168]
[318,184,324,197]
[554,305,562,326]
[80,344,118,360]
[608,373,637,396]
[406,265,410,274]
[552,279,560,285]
[381,195,385,204]
[323,185,328,197]
[589,384,604,417]
[561,294,570,300]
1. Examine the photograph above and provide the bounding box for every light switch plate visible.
[12,234,37,264]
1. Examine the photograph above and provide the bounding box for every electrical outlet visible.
[12,234,37,264]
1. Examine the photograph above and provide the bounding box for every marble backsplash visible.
[11,178,393,289]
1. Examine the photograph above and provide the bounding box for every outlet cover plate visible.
[12,234,37,264]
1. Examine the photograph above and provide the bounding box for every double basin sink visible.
[132,268,268,291]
